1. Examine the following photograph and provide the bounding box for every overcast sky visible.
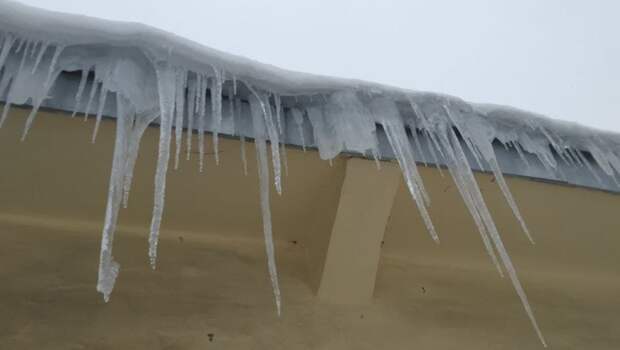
[19,0,620,132]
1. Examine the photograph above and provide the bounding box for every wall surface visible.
[0,108,619,349]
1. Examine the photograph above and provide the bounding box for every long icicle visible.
[228,85,235,134]
[383,122,439,242]
[96,94,134,302]
[197,75,207,173]
[281,136,289,177]
[249,93,282,316]
[148,63,177,269]
[278,102,289,177]
[437,132,504,276]
[246,84,282,194]
[185,74,197,161]
[274,93,283,134]
[173,69,187,170]
[210,68,223,165]
[291,108,306,151]
[440,127,546,347]
[444,106,535,244]
[234,97,248,176]
[371,98,437,242]
[486,155,535,244]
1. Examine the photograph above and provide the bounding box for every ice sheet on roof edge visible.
[2,1,620,346]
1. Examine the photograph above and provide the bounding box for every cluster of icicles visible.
[3,32,620,347]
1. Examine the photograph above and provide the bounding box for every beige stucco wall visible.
[0,107,618,349]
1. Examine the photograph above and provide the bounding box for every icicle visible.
[0,43,27,128]
[195,73,203,116]
[0,40,21,128]
[291,108,306,151]
[370,98,438,242]
[410,99,447,162]
[91,86,108,143]
[122,109,159,208]
[264,100,282,194]
[0,33,15,70]
[45,45,63,82]
[212,130,220,166]
[586,142,619,182]
[17,42,36,69]
[573,148,603,185]
[486,154,535,244]
[233,96,243,134]
[240,135,248,176]
[228,85,235,134]
[444,106,535,244]
[280,143,289,177]
[232,75,237,95]
[197,75,207,172]
[23,40,35,58]
[371,147,382,170]
[445,128,546,346]
[234,96,248,175]
[148,63,177,269]
[21,45,64,141]
[31,41,49,74]
[0,81,13,128]
[274,93,283,134]
[279,105,289,177]
[96,94,135,302]
[566,147,584,167]
[512,141,531,168]
[280,114,289,178]
[427,119,545,345]
[173,69,187,170]
[246,83,282,195]
[71,69,89,117]
[429,129,504,276]
[423,130,445,176]
[0,66,11,98]
[83,80,100,121]
[30,40,40,58]
[249,94,282,316]
[410,129,428,167]
[185,75,197,161]
[540,127,572,166]
[469,141,489,172]
[210,69,223,166]
[381,103,431,204]
[13,37,25,54]
[448,162,504,277]
[383,123,438,242]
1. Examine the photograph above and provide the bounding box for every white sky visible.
[18,0,620,132]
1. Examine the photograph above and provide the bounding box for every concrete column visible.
[317,157,400,304]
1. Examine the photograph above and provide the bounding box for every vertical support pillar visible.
[317,157,400,304]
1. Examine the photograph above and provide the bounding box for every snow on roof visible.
[2,1,619,346]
